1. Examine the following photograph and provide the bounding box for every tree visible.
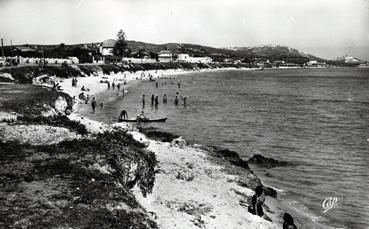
[113,29,127,56]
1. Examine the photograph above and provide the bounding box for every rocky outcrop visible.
[138,127,179,142]
[213,148,250,170]
[171,136,187,148]
[247,154,290,168]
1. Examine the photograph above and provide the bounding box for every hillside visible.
[3,40,325,64]
[125,41,320,64]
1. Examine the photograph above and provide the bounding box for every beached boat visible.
[118,118,167,123]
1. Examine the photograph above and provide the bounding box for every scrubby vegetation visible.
[0,84,72,116]
[17,115,88,135]
[0,129,158,228]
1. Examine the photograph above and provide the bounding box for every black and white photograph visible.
[0,0,368,228]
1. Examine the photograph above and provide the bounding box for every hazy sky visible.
[0,0,368,59]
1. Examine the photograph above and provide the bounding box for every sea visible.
[80,68,369,228]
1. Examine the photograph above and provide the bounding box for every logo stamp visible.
[322,197,338,213]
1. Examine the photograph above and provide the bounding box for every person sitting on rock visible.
[283,212,297,229]
[248,185,265,217]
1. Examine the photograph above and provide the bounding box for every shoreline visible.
[0,66,340,228]
[59,67,333,228]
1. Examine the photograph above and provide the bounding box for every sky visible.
[0,0,368,60]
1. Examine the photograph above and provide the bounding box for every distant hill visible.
[125,41,324,64]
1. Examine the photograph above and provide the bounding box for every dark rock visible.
[247,154,290,168]
[264,186,277,198]
[213,149,250,170]
[138,127,179,142]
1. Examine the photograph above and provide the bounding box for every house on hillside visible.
[99,39,116,56]
[158,50,173,62]
[177,54,190,62]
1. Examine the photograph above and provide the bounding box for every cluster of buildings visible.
[0,44,80,67]
[98,39,212,64]
[0,55,79,67]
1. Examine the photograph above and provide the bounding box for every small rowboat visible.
[118,118,167,123]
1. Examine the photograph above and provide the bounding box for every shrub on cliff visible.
[0,129,158,228]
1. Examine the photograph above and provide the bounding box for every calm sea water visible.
[81,68,369,228]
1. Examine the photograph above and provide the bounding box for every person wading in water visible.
[142,94,145,108]
[151,94,155,106]
[91,97,97,113]
[119,110,128,120]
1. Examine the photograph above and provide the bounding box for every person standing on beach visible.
[178,82,181,89]
[107,82,110,90]
[99,102,103,109]
[112,82,115,90]
[156,82,158,89]
[117,83,120,91]
[174,96,179,106]
[91,97,97,113]
[163,94,167,103]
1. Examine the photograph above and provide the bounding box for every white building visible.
[99,39,116,56]
[177,54,190,62]
[158,50,173,62]
[307,60,318,66]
